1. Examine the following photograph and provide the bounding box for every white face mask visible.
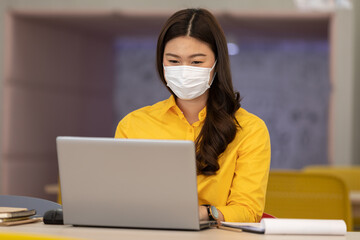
[163,61,217,100]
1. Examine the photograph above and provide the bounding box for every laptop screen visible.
[57,137,202,230]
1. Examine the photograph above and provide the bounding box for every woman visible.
[115,8,271,223]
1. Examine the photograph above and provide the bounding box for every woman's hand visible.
[198,206,225,223]
[199,205,209,221]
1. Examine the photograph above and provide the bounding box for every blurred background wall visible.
[114,20,331,169]
[0,0,358,200]
[353,0,360,166]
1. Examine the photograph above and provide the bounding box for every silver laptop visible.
[56,136,216,230]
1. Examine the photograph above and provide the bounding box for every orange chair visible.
[303,165,360,229]
[264,171,353,230]
[0,233,81,240]
[303,165,360,190]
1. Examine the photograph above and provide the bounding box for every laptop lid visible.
[56,136,204,230]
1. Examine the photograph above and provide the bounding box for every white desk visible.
[0,222,359,240]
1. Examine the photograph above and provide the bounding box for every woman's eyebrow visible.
[165,53,207,58]
[189,53,207,58]
[165,53,181,58]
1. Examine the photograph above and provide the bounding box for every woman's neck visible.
[176,91,208,125]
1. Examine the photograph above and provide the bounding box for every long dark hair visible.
[156,8,241,175]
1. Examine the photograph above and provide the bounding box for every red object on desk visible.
[261,212,276,219]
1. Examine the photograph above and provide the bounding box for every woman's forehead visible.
[164,36,214,57]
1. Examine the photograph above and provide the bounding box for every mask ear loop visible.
[210,60,217,71]
[208,60,217,86]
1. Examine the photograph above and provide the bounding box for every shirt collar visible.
[161,95,177,115]
[161,95,207,123]
[198,107,207,122]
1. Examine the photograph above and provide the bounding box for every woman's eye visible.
[169,60,179,64]
[192,61,203,64]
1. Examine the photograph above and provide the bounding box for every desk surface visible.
[0,222,359,240]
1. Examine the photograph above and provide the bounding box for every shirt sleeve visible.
[216,119,271,222]
[114,115,130,138]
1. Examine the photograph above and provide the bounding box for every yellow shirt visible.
[115,95,271,222]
